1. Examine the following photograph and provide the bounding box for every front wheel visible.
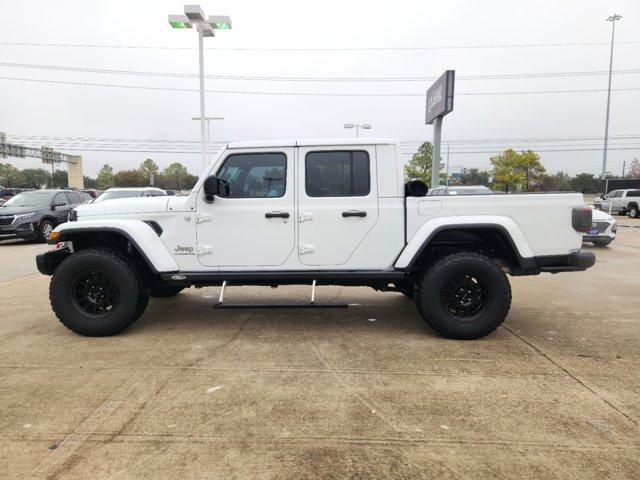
[50,248,148,336]
[150,284,185,297]
[629,206,639,219]
[415,252,511,340]
[38,220,55,243]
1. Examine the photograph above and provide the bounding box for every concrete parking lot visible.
[1,221,639,479]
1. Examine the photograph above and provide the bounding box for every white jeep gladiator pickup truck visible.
[37,139,596,339]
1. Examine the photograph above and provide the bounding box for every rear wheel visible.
[415,252,511,339]
[629,206,639,218]
[50,248,148,336]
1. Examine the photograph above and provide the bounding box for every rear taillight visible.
[572,207,593,233]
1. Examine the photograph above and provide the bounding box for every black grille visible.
[592,221,610,233]
[0,216,14,226]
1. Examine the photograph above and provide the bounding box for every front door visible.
[196,149,295,268]
[297,146,379,266]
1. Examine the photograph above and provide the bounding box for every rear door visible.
[297,146,378,266]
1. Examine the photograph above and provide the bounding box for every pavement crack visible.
[501,325,639,427]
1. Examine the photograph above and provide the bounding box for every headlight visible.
[15,211,36,220]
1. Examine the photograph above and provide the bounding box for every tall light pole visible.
[344,123,372,138]
[192,116,224,163]
[601,13,622,180]
[169,6,232,169]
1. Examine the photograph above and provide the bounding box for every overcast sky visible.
[1,0,639,178]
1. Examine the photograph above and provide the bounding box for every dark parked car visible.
[0,190,88,242]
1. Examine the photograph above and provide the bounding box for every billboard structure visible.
[425,70,455,188]
[0,135,84,188]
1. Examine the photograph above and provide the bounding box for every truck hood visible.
[75,197,171,217]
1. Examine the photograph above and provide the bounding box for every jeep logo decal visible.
[174,245,194,255]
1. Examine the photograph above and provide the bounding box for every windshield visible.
[2,191,52,207]
[94,190,143,202]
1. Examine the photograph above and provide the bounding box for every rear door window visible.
[305,150,370,197]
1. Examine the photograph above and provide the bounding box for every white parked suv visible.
[94,187,167,203]
[583,208,617,247]
[593,189,640,218]
[37,139,596,339]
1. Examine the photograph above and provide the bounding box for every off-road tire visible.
[629,206,639,219]
[38,220,55,243]
[150,285,185,298]
[592,238,612,247]
[415,252,511,340]
[50,248,148,336]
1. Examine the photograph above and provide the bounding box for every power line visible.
[2,61,640,82]
[2,75,640,97]
[400,146,640,155]
[12,134,640,142]
[2,40,640,51]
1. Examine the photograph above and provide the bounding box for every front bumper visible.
[36,248,71,275]
[0,218,38,239]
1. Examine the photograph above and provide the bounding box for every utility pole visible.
[193,116,224,164]
[601,13,622,180]
[169,6,232,170]
[622,160,626,178]
[445,144,450,187]
[344,123,372,138]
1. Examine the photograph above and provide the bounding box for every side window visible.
[54,193,69,206]
[216,153,287,198]
[66,192,81,204]
[305,150,370,197]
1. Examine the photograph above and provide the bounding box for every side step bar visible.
[212,279,350,309]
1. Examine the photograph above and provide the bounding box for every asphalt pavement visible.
[0,225,639,479]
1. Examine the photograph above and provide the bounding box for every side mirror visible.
[405,179,429,197]
[203,175,230,202]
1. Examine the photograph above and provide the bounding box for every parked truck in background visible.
[594,189,640,218]
[36,139,596,340]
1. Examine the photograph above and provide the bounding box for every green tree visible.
[96,164,115,189]
[83,176,98,189]
[114,169,145,187]
[459,168,491,187]
[0,163,24,187]
[404,142,440,184]
[570,173,599,193]
[139,158,159,186]
[519,149,546,191]
[20,168,50,188]
[490,149,525,193]
[52,170,68,188]
[162,163,190,189]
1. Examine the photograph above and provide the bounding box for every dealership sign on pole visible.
[425,70,455,188]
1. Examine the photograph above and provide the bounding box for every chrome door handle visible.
[342,210,367,218]
[265,211,290,219]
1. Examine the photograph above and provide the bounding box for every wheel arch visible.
[395,218,534,273]
[51,221,179,274]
